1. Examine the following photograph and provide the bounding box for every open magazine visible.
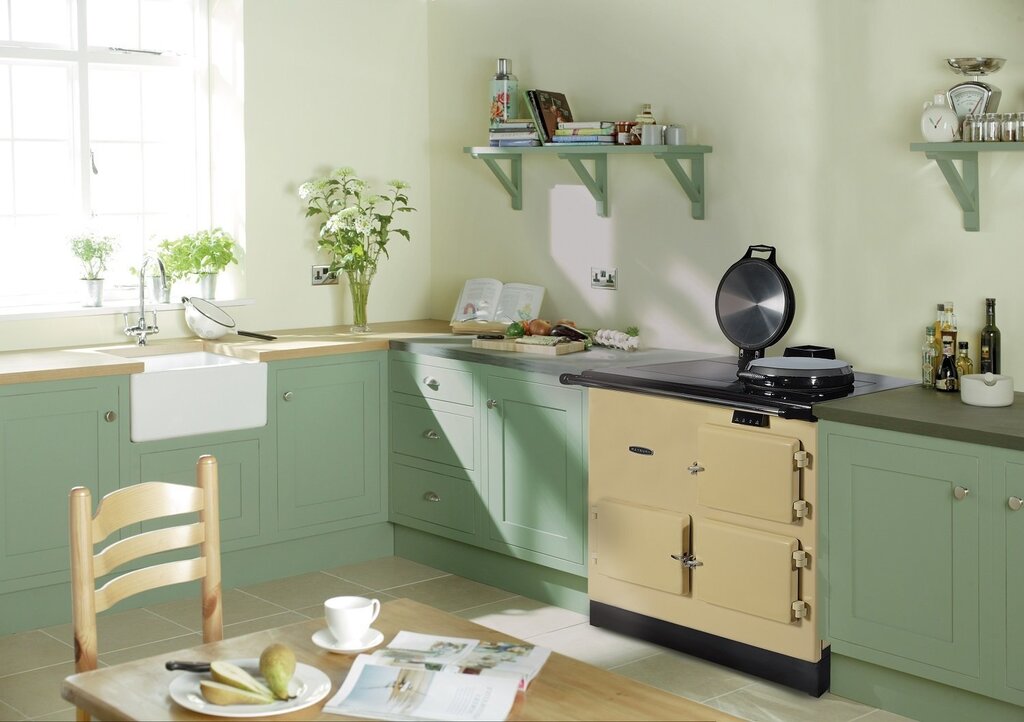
[322,631,551,721]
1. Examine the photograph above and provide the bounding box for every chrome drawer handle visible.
[423,376,440,390]
[423,491,441,502]
[424,429,440,440]
[104,410,117,423]
[954,486,970,501]
[486,399,499,409]
[282,391,294,402]
[1010,496,1023,511]
[670,552,703,569]
[687,462,705,475]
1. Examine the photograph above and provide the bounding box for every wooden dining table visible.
[62,598,743,721]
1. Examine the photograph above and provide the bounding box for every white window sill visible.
[0,297,255,322]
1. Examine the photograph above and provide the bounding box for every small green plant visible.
[158,228,238,281]
[69,233,117,280]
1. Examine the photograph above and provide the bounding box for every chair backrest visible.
[69,454,223,685]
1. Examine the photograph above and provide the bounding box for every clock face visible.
[921,105,959,142]
[948,82,994,120]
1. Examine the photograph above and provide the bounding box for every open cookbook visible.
[449,278,545,334]
[322,631,551,721]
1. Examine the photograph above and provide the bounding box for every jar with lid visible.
[1000,113,1019,142]
[1017,113,1024,142]
[982,112,1001,142]
[963,114,983,142]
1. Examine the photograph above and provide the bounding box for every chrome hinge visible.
[793,500,808,518]
[670,552,703,569]
[793,450,809,469]
[792,600,808,619]
[793,550,809,568]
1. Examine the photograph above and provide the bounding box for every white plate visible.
[311,627,385,653]
[168,658,332,718]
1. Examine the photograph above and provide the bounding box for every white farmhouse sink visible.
[129,351,268,442]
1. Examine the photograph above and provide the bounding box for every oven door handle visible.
[670,552,703,569]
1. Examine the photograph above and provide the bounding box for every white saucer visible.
[311,627,385,653]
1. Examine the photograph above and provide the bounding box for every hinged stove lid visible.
[715,245,796,355]
[739,357,855,390]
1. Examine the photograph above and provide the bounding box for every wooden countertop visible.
[0,320,452,386]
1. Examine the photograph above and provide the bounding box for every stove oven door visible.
[696,424,803,523]
[594,499,691,595]
[691,518,802,623]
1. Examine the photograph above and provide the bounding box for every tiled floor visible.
[0,556,917,722]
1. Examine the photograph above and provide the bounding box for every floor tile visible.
[0,662,77,719]
[295,591,400,621]
[224,611,309,639]
[323,556,448,590]
[706,681,876,722]
[852,709,920,722]
[0,699,27,720]
[526,622,664,669]
[145,588,289,630]
[31,707,77,721]
[455,596,589,639]
[390,575,517,613]
[41,608,193,653]
[237,572,374,611]
[611,649,757,702]
[98,632,202,667]
[0,631,72,678]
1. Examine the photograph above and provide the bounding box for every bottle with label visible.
[921,325,939,387]
[935,335,959,392]
[956,341,974,378]
[980,297,1001,373]
[489,58,518,128]
[941,302,958,348]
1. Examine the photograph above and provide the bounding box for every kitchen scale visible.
[946,57,1004,121]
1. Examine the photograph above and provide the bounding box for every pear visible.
[259,643,296,700]
[209,660,274,699]
[199,680,274,706]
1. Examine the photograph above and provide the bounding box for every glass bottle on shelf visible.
[941,302,958,347]
[935,335,959,392]
[956,341,974,378]
[489,58,518,128]
[980,297,1001,373]
[921,325,939,388]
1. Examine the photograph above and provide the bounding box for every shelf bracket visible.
[655,152,706,220]
[923,150,979,231]
[473,152,523,211]
[558,153,609,217]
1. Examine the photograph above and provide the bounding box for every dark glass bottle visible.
[935,335,959,392]
[980,297,1001,374]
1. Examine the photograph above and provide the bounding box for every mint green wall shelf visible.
[910,142,1024,232]
[464,144,712,219]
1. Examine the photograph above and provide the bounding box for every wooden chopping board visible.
[471,338,586,355]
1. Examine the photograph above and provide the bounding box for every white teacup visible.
[324,595,381,644]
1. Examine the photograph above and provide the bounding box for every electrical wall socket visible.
[311,265,337,285]
[591,267,617,290]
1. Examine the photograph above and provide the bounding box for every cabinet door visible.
[484,375,585,566]
[999,451,1024,695]
[136,439,261,546]
[0,380,120,587]
[827,431,981,679]
[276,359,382,532]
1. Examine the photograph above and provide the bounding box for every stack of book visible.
[550,121,615,144]
[488,119,540,147]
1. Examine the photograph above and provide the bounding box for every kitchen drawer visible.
[391,359,474,407]
[392,402,475,470]
[391,463,476,535]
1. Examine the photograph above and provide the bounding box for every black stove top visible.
[560,356,916,420]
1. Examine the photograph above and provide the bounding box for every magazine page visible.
[322,654,518,722]
[493,283,545,323]
[450,278,504,322]
[376,631,479,667]
[459,640,551,690]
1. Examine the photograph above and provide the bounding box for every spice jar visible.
[963,114,982,142]
[982,112,1001,142]
[1000,113,1020,142]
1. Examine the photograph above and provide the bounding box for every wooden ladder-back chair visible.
[69,454,223,721]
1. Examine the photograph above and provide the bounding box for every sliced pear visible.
[199,679,275,706]
[209,660,274,698]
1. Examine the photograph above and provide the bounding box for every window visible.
[0,0,209,308]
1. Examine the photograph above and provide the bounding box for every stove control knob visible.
[687,462,705,475]
[1009,496,1023,511]
[953,486,970,501]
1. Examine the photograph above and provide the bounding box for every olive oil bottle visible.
[956,341,974,378]
[921,325,940,387]
[980,297,1001,373]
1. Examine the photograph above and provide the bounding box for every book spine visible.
[547,135,616,143]
[488,131,539,140]
[553,128,614,136]
[490,139,541,147]
[558,121,613,129]
[523,90,549,142]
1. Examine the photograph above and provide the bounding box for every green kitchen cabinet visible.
[275,354,386,535]
[0,377,124,593]
[822,421,1024,713]
[483,371,586,573]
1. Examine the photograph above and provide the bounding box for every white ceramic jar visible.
[960,373,1014,407]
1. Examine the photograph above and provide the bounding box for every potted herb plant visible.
[298,167,415,332]
[158,228,238,299]
[69,233,117,306]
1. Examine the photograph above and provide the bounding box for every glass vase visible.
[346,269,374,333]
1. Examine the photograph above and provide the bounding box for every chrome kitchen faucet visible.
[123,255,167,345]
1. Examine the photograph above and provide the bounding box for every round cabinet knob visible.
[282,391,294,402]
[424,429,440,440]
[423,491,441,502]
[486,399,499,409]
[953,485,970,501]
[104,410,117,423]
[422,376,440,391]
[1009,496,1024,511]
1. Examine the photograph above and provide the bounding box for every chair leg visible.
[76,707,90,721]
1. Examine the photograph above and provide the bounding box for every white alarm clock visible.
[920,93,959,142]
